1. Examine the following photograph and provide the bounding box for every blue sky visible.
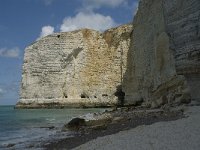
[0,0,138,105]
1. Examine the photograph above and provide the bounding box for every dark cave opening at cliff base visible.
[114,85,125,106]
[80,93,89,98]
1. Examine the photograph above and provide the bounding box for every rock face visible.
[163,0,200,102]
[16,0,200,109]
[123,0,196,107]
[16,24,132,108]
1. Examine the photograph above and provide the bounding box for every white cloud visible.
[39,25,54,38]
[0,47,20,58]
[39,0,135,36]
[83,0,128,10]
[60,12,117,32]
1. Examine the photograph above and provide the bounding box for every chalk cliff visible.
[123,0,200,107]
[16,24,132,108]
[163,0,200,102]
[16,0,200,109]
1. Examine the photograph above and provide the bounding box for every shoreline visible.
[44,106,185,150]
[73,105,200,150]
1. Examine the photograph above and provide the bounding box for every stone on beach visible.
[73,106,200,150]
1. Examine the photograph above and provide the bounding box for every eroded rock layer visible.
[163,0,200,75]
[16,24,132,108]
[123,0,194,107]
[16,0,200,109]
[163,0,200,102]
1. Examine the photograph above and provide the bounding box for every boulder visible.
[64,118,86,130]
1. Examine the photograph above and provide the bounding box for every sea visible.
[0,105,106,150]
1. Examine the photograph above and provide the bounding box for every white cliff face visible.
[163,0,200,102]
[123,0,191,107]
[16,24,132,108]
[16,0,200,109]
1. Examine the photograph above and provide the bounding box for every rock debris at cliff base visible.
[44,106,184,150]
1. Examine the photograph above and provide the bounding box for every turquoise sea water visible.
[0,105,105,149]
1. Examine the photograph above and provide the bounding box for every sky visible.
[0,0,138,105]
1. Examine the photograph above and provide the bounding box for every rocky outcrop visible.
[163,0,200,102]
[63,113,113,131]
[123,0,196,107]
[16,0,199,109]
[16,24,132,108]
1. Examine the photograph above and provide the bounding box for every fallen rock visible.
[151,95,169,108]
[89,124,108,130]
[6,143,15,148]
[64,118,86,130]
[63,112,114,132]
[111,117,128,124]
[86,117,112,127]
[39,126,55,130]
[172,92,191,106]
[82,113,113,127]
